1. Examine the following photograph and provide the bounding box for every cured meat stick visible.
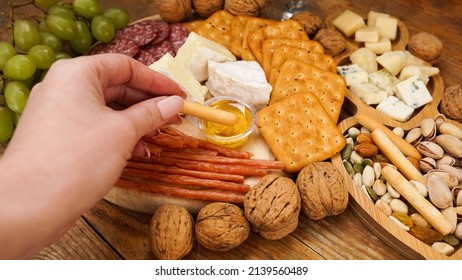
[126,161,245,183]
[143,133,199,149]
[160,151,285,170]
[123,168,250,192]
[161,147,218,156]
[145,143,162,157]
[115,178,245,204]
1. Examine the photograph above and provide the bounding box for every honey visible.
[201,98,255,149]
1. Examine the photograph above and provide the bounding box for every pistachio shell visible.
[436,155,457,168]
[436,134,462,158]
[427,175,453,209]
[420,118,437,140]
[438,164,462,182]
[419,157,436,173]
[405,127,423,146]
[455,222,462,240]
[427,170,459,188]
[439,122,462,139]
[452,187,462,206]
[416,141,444,159]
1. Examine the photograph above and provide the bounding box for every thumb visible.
[121,95,184,138]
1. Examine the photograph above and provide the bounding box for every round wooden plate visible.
[331,116,462,260]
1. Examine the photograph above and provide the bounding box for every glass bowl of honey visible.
[197,96,256,149]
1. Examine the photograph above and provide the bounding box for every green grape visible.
[73,0,103,19]
[103,7,129,30]
[47,4,75,20]
[4,81,30,114]
[21,74,36,89]
[34,0,59,8]
[3,55,37,81]
[0,41,17,71]
[0,105,14,142]
[28,45,56,70]
[37,20,50,33]
[70,20,93,54]
[91,15,115,43]
[55,51,72,60]
[46,14,78,41]
[13,20,40,52]
[39,32,62,53]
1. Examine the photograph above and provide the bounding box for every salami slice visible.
[134,40,174,65]
[142,20,171,45]
[168,23,190,54]
[89,38,139,57]
[115,22,158,46]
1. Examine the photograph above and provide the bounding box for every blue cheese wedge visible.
[376,96,414,122]
[149,53,208,104]
[369,69,399,96]
[205,60,272,110]
[337,64,369,86]
[350,82,388,105]
[175,32,236,82]
[394,75,433,109]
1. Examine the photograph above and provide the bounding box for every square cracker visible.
[241,18,277,61]
[268,46,337,85]
[182,20,204,32]
[257,91,346,173]
[229,15,251,58]
[194,10,235,48]
[247,19,309,64]
[269,59,346,124]
[261,38,324,77]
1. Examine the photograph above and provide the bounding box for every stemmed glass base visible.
[281,0,308,20]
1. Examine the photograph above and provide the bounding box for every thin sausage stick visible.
[381,166,453,236]
[357,114,422,160]
[372,129,426,184]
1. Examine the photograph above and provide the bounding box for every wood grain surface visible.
[0,0,460,260]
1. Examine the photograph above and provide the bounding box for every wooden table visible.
[1,0,461,260]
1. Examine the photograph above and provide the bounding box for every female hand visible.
[0,54,185,259]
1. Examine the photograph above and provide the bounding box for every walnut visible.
[440,84,462,122]
[313,28,347,56]
[154,0,192,23]
[150,205,194,260]
[192,0,224,18]
[291,12,322,37]
[296,162,349,220]
[224,0,266,17]
[407,32,443,64]
[244,174,301,240]
[195,202,250,251]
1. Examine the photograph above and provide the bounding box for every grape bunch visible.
[0,0,130,142]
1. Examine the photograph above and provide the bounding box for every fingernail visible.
[157,95,184,120]
[143,141,151,159]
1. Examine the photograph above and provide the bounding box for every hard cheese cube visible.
[365,37,392,54]
[355,27,380,42]
[367,11,390,27]
[376,96,414,122]
[337,64,368,86]
[394,75,433,109]
[350,82,388,105]
[376,51,405,76]
[369,69,399,96]
[375,17,398,40]
[332,9,366,37]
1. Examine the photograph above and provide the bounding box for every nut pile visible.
[341,114,462,256]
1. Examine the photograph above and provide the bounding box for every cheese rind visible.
[394,75,433,109]
[337,64,369,86]
[332,9,366,37]
[205,60,272,110]
[175,32,236,82]
[149,53,208,104]
[376,96,415,122]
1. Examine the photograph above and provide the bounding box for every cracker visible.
[257,92,346,173]
[241,18,277,61]
[269,46,337,85]
[247,19,309,64]
[269,59,346,124]
[194,10,235,48]
[182,20,204,32]
[229,15,251,58]
[261,38,324,77]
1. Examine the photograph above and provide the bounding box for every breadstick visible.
[371,129,426,184]
[356,114,422,160]
[181,101,238,126]
[381,166,453,236]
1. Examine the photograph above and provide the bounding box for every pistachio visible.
[441,206,458,234]
[419,157,437,173]
[436,155,457,168]
[434,113,447,132]
[405,127,423,146]
[362,165,375,187]
[389,215,410,231]
[431,242,455,256]
[439,122,462,139]
[390,198,409,214]
[438,164,462,183]
[427,175,453,209]
[410,180,428,197]
[426,170,459,188]
[420,118,437,140]
[410,213,431,228]
[386,181,401,198]
[349,151,363,164]
[373,162,381,180]
[455,222,462,240]
[415,141,444,159]
[452,187,462,206]
[375,200,392,216]
[380,192,393,203]
[435,134,462,158]
[372,179,387,196]
[392,127,405,138]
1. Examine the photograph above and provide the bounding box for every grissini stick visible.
[356,114,422,160]
[381,165,453,236]
[181,101,238,126]
[371,128,426,184]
